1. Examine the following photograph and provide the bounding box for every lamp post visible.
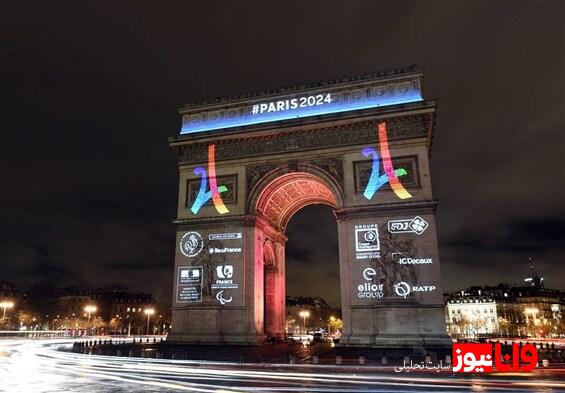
[0,301,14,319]
[298,310,310,334]
[84,305,97,335]
[144,308,155,335]
[0,301,14,329]
[524,307,539,337]
[328,316,335,336]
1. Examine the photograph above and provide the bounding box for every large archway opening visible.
[285,204,341,337]
[254,171,342,338]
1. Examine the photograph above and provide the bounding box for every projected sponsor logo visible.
[392,252,433,265]
[362,267,378,280]
[177,266,203,303]
[212,265,239,290]
[209,232,242,240]
[394,282,411,299]
[190,144,229,215]
[180,84,422,134]
[216,265,233,279]
[453,343,538,373]
[388,216,429,235]
[362,122,412,201]
[209,247,242,254]
[179,267,201,283]
[355,224,380,260]
[216,290,233,305]
[394,281,436,299]
[179,231,204,257]
[357,267,384,299]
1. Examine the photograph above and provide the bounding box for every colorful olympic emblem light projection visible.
[190,144,229,215]
[362,122,412,200]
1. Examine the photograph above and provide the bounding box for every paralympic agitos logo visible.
[188,121,411,215]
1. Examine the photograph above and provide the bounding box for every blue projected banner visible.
[180,80,423,135]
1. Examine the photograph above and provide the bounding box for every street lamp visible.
[84,305,97,334]
[524,307,539,337]
[328,315,336,336]
[298,310,310,334]
[144,308,155,335]
[0,301,14,319]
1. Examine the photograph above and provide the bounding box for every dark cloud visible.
[0,1,563,305]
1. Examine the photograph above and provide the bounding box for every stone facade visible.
[168,69,451,350]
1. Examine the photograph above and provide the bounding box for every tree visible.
[109,317,123,334]
[329,317,343,333]
[15,310,41,329]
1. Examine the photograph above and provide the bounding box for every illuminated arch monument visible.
[168,67,451,349]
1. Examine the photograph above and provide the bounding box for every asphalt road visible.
[0,338,564,392]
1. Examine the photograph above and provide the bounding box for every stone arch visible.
[252,169,343,338]
[250,166,344,231]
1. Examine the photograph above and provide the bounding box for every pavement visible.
[1,337,565,392]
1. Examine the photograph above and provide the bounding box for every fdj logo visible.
[190,144,229,215]
[363,122,412,201]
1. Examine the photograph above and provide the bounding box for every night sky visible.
[1,1,563,306]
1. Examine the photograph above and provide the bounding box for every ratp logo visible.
[394,281,411,298]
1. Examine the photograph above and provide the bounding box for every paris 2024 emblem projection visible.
[189,121,409,216]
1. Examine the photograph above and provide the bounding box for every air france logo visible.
[388,216,429,235]
[179,232,203,257]
[362,122,412,201]
[190,144,229,215]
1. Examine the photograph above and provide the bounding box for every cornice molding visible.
[172,112,432,165]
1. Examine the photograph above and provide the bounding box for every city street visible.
[0,338,564,392]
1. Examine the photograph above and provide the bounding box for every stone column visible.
[336,203,451,350]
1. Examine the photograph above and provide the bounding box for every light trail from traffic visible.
[0,338,563,392]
